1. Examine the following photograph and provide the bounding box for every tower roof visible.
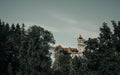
[79,35,83,39]
[57,45,62,48]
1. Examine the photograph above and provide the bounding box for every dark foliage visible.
[84,21,120,75]
[1,19,120,75]
[0,20,55,75]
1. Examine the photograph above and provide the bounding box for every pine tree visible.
[0,20,11,75]
[84,21,120,75]
[0,20,55,75]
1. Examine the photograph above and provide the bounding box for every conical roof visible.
[79,35,83,39]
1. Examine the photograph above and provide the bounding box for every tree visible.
[0,20,55,75]
[70,56,87,75]
[52,47,71,75]
[19,25,55,75]
[11,23,22,75]
[84,21,120,75]
[84,38,101,75]
[0,20,10,75]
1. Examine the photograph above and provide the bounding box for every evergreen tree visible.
[11,23,22,75]
[84,38,100,75]
[0,20,11,75]
[0,20,55,75]
[84,21,120,75]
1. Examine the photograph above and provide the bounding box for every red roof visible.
[57,45,78,53]
[79,35,83,39]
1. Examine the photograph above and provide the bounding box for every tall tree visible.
[0,20,11,75]
[19,25,55,75]
[84,21,120,75]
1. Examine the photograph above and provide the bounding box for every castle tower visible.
[77,35,85,57]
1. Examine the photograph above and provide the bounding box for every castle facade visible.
[56,35,86,58]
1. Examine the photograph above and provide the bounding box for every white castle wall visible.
[71,35,86,58]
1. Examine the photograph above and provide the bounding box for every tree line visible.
[84,21,120,75]
[0,19,120,75]
[0,19,55,75]
[52,21,120,75]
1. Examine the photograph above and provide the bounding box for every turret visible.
[77,35,85,57]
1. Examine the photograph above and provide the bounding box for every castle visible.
[56,35,86,58]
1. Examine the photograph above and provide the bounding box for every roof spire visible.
[79,34,83,39]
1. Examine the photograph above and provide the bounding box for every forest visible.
[0,19,120,75]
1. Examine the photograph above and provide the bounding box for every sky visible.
[0,0,120,47]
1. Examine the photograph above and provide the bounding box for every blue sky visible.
[0,0,120,47]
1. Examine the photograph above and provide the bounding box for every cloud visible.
[50,12,79,25]
[61,26,99,39]
[22,21,60,33]
[49,11,99,32]
[43,26,60,32]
